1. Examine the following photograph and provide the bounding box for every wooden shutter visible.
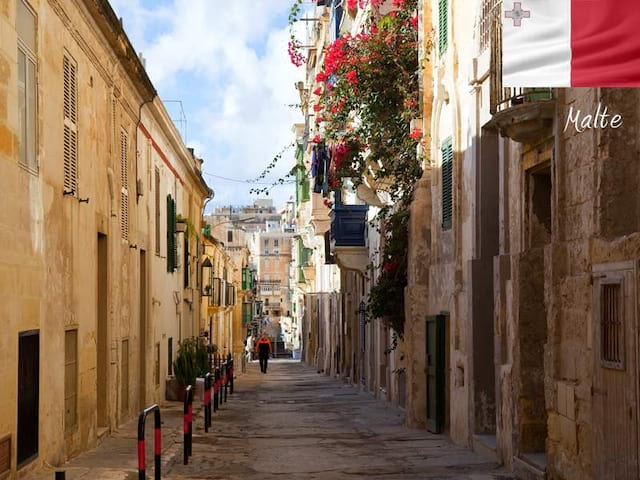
[441,137,453,230]
[155,169,160,254]
[426,314,446,433]
[166,195,176,272]
[63,55,78,194]
[120,129,129,240]
[438,0,448,56]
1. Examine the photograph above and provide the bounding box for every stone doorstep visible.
[513,454,547,480]
[473,434,498,463]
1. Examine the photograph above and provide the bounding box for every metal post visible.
[183,385,192,465]
[222,361,228,403]
[213,367,220,412]
[229,358,234,394]
[138,404,162,480]
[204,372,211,432]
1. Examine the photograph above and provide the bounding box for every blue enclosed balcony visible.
[330,203,368,247]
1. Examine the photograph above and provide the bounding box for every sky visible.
[110,0,307,211]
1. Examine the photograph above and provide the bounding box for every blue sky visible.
[110,0,305,211]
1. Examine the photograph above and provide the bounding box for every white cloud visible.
[111,0,308,208]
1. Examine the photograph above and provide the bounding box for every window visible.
[166,195,177,272]
[274,239,279,247]
[120,129,129,240]
[63,54,78,194]
[441,137,453,230]
[17,0,37,172]
[479,0,501,52]
[64,329,78,432]
[438,0,448,56]
[155,168,160,254]
[601,282,624,369]
[227,230,233,243]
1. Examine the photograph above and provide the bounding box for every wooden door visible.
[17,330,39,466]
[426,315,446,433]
[592,263,638,479]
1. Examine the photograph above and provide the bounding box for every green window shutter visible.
[166,195,173,272]
[166,195,177,272]
[441,138,453,230]
[438,0,448,56]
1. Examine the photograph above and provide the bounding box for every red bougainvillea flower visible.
[345,70,359,84]
[410,15,418,28]
[383,260,398,273]
[392,0,405,7]
[347,0,357,9]
[313,103,323,112]
[313,86,323,95]
[312,135,321,143]
[316,71,328,82]
[409,128,422,140]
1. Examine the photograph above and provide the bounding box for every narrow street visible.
[48,361,514,480]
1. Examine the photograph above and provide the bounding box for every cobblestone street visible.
[39,361,514,480]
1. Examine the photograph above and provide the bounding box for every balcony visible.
[489,88,555,144]
[330,202,369,273]
[487,17,555,144]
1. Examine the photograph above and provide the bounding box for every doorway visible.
[97,233,108,428]
[592,262,638,479]
[139,250,147,409]
[17,330,39,466]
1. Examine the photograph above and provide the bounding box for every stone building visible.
[200,233,248,368]
[401,0,640,479]
[0,0,210,476]
[291,0,406,405]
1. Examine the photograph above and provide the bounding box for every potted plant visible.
[166,337,210,401]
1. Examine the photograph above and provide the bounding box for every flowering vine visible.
[308,0,426,337]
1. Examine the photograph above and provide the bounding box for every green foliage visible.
[367,209,409,337]
[173,337,210,387]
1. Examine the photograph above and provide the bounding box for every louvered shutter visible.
[441,137,453,230]
[438,0,448,56]
[63,55,78,194]
[120,129,129,240]
[167,195,176,272]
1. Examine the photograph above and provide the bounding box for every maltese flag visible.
[502,0,640,87]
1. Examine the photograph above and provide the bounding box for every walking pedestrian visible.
[255,332,272,374]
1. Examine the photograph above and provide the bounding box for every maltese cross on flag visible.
[502,0,640,87]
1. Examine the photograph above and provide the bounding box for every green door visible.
[426,315,446,433]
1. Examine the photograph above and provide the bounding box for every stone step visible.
[513,453,547,480]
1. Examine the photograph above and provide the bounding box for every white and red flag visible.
[502,0,640,87]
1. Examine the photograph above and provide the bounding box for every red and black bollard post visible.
[183,385,193,465]
[137,404,162,480]
[229,358,234,395]
[214,366,220,411]
[204,372,211,432]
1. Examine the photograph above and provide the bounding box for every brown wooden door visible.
[592,264,638,479]
[17,330,39,466]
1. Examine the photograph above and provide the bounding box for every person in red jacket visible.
[255,332,273,374]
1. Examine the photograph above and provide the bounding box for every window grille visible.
[155,169,160,254]
[601,283,624,369]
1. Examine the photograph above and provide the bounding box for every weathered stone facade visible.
[0,0,210,476]
[402,1,640,479]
